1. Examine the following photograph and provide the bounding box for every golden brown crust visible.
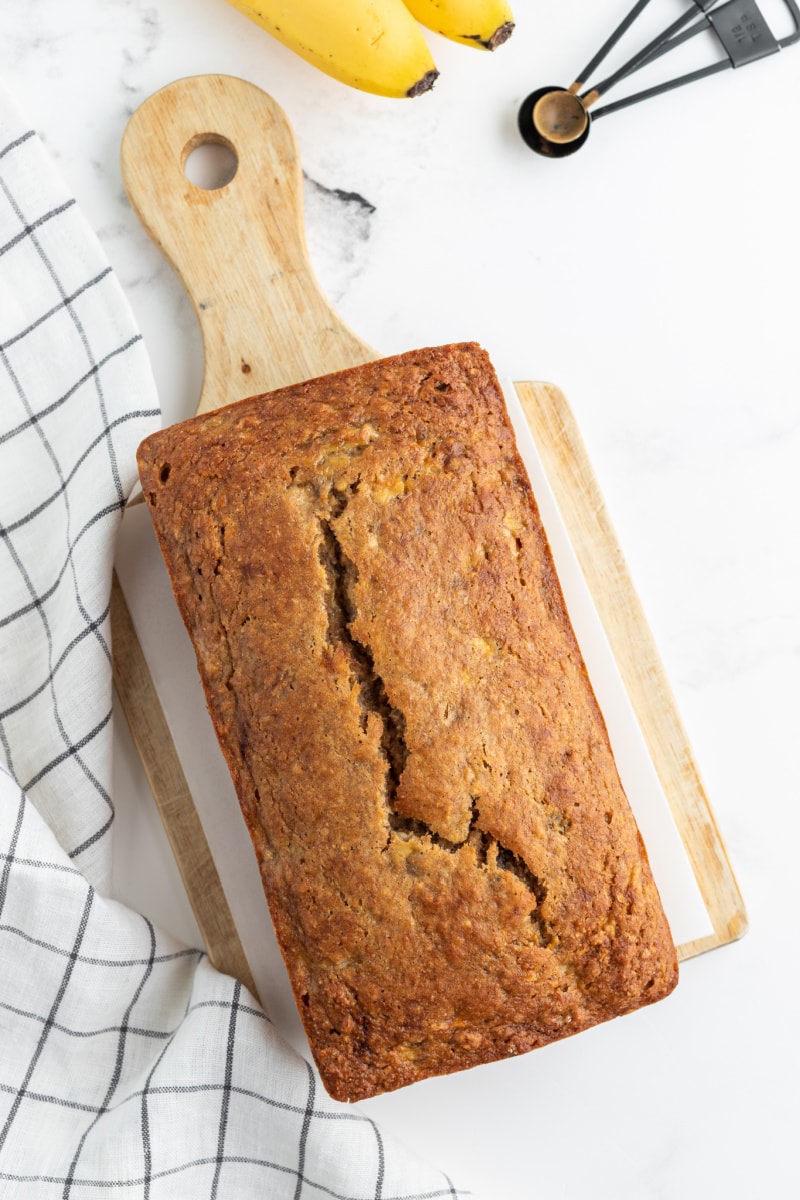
[137,343,678,1101]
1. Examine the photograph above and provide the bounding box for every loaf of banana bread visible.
[137,342,678,1101]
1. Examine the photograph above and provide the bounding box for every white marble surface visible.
[3,1,798,1196]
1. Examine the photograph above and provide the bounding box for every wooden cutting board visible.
[111,74,746,1002]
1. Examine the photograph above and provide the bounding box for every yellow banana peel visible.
[402,0,515,50]
[226,0,439,98]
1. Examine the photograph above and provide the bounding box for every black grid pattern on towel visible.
[0,119,158,886]
[0,118,468,1199]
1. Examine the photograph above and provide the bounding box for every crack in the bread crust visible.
[317,488,553,945]
[318,511,408,793]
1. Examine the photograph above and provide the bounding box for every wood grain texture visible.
[110,573,258,997]
[514,382,747,959]
[120,73,376,408]
[113,74,744,992]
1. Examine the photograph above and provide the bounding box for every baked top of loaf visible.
[137,342,678,1101]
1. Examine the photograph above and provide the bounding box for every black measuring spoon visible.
[519,0,800,157]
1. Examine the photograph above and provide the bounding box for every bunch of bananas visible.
[226,0,515,97]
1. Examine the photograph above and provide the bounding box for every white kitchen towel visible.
[0,92,467,1199]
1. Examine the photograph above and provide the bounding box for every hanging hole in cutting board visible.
[183,135,238,190]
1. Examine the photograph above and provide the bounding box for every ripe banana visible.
[402,0,515,50]
[225,0,439,98]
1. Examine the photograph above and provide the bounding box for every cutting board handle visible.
[121,74,374,415]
